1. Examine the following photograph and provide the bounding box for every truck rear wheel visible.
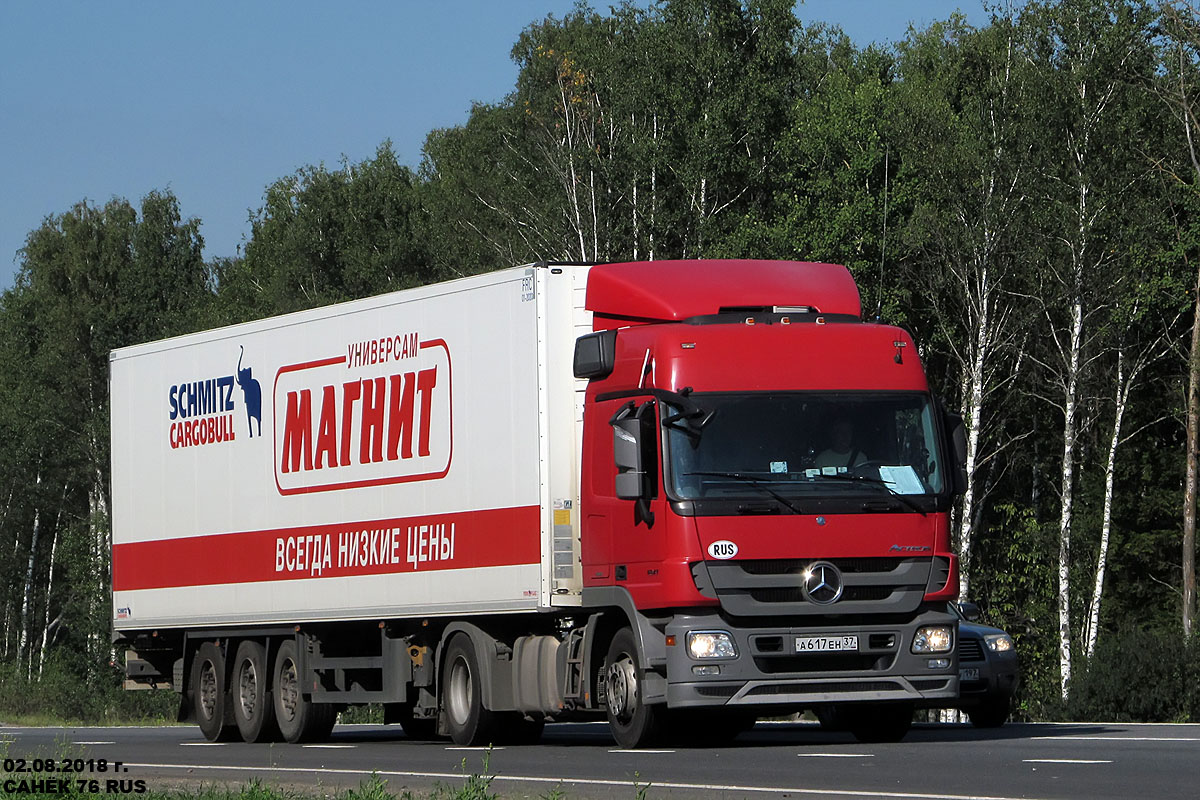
[192,642,237,742]
[273,639,336,743]
[232,641,278,742]
[603,627,664,749]
[441,634,497,746]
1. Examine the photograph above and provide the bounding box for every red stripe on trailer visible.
[112,505,540,591]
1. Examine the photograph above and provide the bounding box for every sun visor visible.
[586,260,861,329]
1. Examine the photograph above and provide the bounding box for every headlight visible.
[911,625,953,654]
[686,631,738,659]
[984,633,1014,653]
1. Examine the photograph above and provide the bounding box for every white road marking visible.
[301,744,356,749]
[1023,759,1113,764]
[608,748,676,754]
[798,753,876,758]
[444,746,504,751]
[1032,735,1200,742]
[72,741,116,745]
[123,761,1055,800]
[179,742,227,746]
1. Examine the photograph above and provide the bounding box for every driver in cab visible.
[814,418,868,471]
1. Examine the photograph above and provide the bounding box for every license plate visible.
[795,635,858,653]
[959,667,980,681]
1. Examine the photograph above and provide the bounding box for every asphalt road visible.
[2,720,1197,799]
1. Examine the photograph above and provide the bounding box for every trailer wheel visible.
[603,627,664,749]
[192,642,236,742]
[441,634,497,746]
[231,641,278,742]
[273,639,336,743]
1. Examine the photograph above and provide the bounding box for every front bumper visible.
[664,609,958,709]
[954,645,1018,709]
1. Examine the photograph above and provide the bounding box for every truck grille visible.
[695,557,931,617]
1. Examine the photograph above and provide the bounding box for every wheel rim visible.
[238,660,258,719]
[606,653,637,723]
[278,658,299,722]
[446,656,473,727]
[198,660,218,721]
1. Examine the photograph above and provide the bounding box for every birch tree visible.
[1020,0,1157,698]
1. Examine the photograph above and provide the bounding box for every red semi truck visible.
[111,260,964,747]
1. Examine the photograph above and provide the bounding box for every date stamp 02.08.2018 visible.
[2,757,147,795]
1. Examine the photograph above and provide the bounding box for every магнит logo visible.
[272,334,452,495]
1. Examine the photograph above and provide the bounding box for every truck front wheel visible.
[232,641,278,742]
[273,639,336,743]
[603,627,664,749]
[192,642,236,742]
[441,634,497,746]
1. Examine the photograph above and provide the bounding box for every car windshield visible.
[665,392,945,502]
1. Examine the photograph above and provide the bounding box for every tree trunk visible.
[38,511,61,676]
[1058,298,1084,700]
[19,471,43,679]
[1086,349,1127,658]
[1185,262,1199,636]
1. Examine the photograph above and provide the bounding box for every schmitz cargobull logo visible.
[272,334,452,495]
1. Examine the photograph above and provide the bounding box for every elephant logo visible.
[236,345,262,437]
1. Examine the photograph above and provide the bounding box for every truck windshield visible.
[665,392,945,502]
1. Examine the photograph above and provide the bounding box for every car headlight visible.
[984,633,1014,653]
[686,631,738,659]
[911,625,953,654]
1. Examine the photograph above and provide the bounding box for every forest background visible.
[2,0,1200,724]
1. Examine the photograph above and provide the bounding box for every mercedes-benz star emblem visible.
[802,561,844,605]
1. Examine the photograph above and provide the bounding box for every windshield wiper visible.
[806,473,928,516]
[685,471,803,514]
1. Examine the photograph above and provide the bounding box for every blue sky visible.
[0,1,988,291]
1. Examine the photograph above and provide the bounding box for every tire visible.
[273,638,336,743]
[231,640,278,742]
[441,634,497,746]
[815,705,849,732]
[845,702,913,743]
[497,714,545,745]
[968,696,1010,729]
[666,709,755,746]
[603,627,665,749]
[192,642,237,742]
[393,702,439,740]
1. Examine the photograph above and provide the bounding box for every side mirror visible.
[573,330,617,379]
[942,407,968,496]
[958,601,982,622]
[611,401,657,525]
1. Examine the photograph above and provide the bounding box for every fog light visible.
[911,625,953,654]
[686,631,738,659]
[692,664,722,676]
[927,658,950,669]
